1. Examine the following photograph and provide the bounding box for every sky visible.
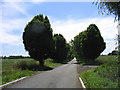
[0,0,118,56]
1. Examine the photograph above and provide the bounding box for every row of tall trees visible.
[23,14,105,65]
[23,1,119,66]
[72,24,106,61]
[71,1,119,61]
[53,34,73,63]
[23,14,73,66]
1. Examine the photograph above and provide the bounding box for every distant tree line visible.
[108,50,119,56]
[0,55,30,59]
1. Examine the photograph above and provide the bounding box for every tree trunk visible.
[39,60,44,67]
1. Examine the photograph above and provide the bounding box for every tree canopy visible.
[53,34,70,63]
[73,24,106,61]
[23,14,55,66]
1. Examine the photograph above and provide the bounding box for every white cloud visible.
[51,17,117,42]
[2,2,30,17]
[103,40,117,54]
[0,1,33,45]
[0,18,31,45]
[0,31,20,45]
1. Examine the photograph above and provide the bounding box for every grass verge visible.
[2,58,62,85]
[79,55,119,88]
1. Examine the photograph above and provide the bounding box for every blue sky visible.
[0,0,118,56]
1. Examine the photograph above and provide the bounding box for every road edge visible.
[79,77,86,89]
[0,76,28,89]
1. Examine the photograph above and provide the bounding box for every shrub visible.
[27,61,37,70]
[14,60,27,70]
[14,60,37,70]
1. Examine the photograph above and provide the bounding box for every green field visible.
[79,55,119,88]
[1,58,62,85]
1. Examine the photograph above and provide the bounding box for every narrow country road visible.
[6,59,82,88]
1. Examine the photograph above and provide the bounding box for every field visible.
[1,58,62,85]
[79,55,119,88]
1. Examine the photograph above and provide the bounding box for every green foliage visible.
[80,56,119,88]
[53,34,70,63]
[96,55,118,64]
[73,24,106,61]
[97,61,118,82]
[2,70,34,85]
[13,58,62,71]
[14,60,27,70]
[14,60,37,70]
[23,14,55,66]
[66,43,74,61]
[108,50,119,55]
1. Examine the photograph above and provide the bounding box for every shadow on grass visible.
[19,65,53,71]
[35,66,53,71]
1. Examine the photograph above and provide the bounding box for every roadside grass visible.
[2,58,62,85]
[77,55,118,65]
[79,55,119,88]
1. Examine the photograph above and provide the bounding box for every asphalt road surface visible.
[6,59,82,88]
